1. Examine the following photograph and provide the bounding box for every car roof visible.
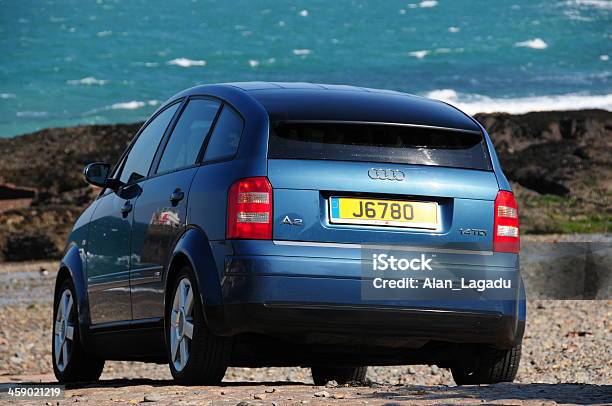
[228,82,480,132]
[178,82,481,133]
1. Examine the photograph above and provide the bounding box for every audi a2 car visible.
[52,82,525,386]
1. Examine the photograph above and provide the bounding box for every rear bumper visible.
[213,301,524,349]
[208,240,526,349]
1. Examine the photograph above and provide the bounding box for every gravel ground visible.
[0,259,610,405]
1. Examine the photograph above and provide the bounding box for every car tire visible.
[52,278,105,384]
[451,344,522,385]
[166,266,232,385]
[311,366,368,386]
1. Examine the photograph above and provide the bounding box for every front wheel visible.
[451,344,522,385]
[311,366,368,386]
[52,279,104,383]
[166,266,232,385]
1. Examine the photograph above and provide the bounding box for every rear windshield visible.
[268,122,492,171]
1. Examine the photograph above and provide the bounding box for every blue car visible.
[52,82,524,386]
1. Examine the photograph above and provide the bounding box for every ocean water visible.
[0,0,610,137]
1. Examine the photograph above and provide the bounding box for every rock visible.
[314,391,330,398]
[325,380,338,388]
[475,110,611,198]
[253,393,266,400]
[331,393,346,399]
[2,233,59,262]
[143,394,162,402]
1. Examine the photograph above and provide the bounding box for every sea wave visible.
[293,48,312,56]
[0,93,16,99]
[16,111,48,117]
[423,89,612,114]
[419,1,438,8]
[564,0,612,9]
[167,58,207,68]
[67,77,108,85]
[409,50,430,59]
[110,100,159,110]
[514,38,548,49]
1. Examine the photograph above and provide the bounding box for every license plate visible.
[329,197,439,229]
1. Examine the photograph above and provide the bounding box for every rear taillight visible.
[227,177,273,240]
[493,190,520,253]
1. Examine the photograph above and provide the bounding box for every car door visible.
[129,97,221,320]
[87,102,181,325]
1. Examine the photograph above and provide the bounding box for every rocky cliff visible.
[0,110,610,261]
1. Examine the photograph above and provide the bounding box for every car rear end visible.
[220,87,525,369]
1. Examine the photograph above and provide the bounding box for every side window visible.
[119,103,180,184]
[203,105,244,162]
[156,99,221,174]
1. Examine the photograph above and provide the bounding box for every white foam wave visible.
[419,0,438,7]
[563,9,594,21]
[298,9,309,17]
[293,48,312,56]
[514,38,548,49]
[408,50,430,59]
[167,58,206,68]
[67,77,108,85]
[423,89,612,115]
[16,111,48,117]
[110,100,159,110]
[0,93,16,99]
[565,0,612,9]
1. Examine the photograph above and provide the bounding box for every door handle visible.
[121,201,133,217]
[170,189,184,205]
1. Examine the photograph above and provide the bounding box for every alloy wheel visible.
[54,289,75,372]
[170,278,195,371]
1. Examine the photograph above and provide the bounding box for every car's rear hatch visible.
[268,121,499,252]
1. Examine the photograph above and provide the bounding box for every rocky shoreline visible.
[1,261,610,405]
[0,109,610,261]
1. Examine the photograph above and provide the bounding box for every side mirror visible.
[83,162,112,188]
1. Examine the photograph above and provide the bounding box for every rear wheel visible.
[311,366,368,386]
[52,279,104,383]
[451,344,522,385]
[166,266,232,385]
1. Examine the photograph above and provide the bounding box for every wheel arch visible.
[164,227,228,334]
[55,243,92,346]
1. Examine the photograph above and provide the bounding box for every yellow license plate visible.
[329,197,439,229]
